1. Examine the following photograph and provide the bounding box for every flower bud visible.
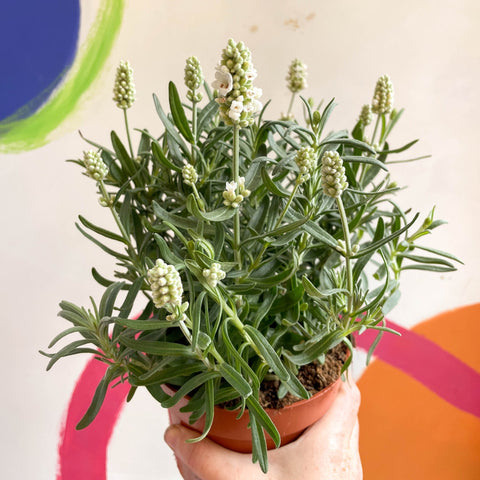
[147,259,184,309]
[223,181,244,208]
[286,59,308,93]
[359,104,373,125]
[182,164,198,186]
[184,56,204,103]
[320,151,348,198]
[203,263,226,288]
[295,146,316,182]
[113,61,136,109]
[83,150,108,181]
[371,74,394,115]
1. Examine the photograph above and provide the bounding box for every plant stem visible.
[98,180,143,273]
[191,100,198,165]
[123,109,135,159]
[286,92,296,117]
[232,124,242,270]
[371,114,381,147]
[336,195,354,318]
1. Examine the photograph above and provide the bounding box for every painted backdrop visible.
[1,1,479,479]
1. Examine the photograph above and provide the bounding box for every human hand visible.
[164,379,362,480]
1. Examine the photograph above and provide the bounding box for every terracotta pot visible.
[164,375,342,452]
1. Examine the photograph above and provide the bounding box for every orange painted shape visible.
[358,304,480,480]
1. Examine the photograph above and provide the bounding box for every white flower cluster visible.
[147,259,184,310]
[295,147,316,182]
[83,150,108,181]
[202,263,226,288]
[113,61,136,109]
[286,58,308,93]
[371,74,394,115]
[320,151,348,198]
[222,177,250,208]
[212,39,262,127]
[359,104,373,126]
[182,164,198,186]
[184,56,203,103]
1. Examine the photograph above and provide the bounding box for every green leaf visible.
[244,326,290,382]
[46,340,94,370]
[249,412,268,473]
[186,379,215,443]
[113,317,173,330]
[284,330,345,366]
[118,277,146,320]
[151,140,182,173]
[152,93,189,156]
[321,137,376,155]
[76,366,123,429]
[352,213,420,259]
[188,195,236,222]
[154,234,184,267]
[78,215,127,244]
[246,396,281,447]
[381,139,419,154]
[401,264,457,272]
[111,130,137,179]
[219,362,253,398]
[222,321,260,391]
[342,155,388,171]
[302,276,349,300]
[260,166,290,198]
[118,336,196,357]
[76,223,130,261]
[48,326,93,349]
[99,282,125,318]
[132,363,206,387]
[397,253,455,268]
[168,81,194,143]
[353,218,385,282]
[197,99,219,133]
[191,291,207,350]
[409,245,463,264]
[161,371,220,408]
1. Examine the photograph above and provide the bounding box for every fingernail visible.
[164,425,180,450]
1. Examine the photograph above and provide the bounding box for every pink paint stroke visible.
[354,319,480,418]
[57,358,129,480]
[57,318,480,479]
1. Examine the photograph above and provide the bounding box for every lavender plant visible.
[43,39,459,472]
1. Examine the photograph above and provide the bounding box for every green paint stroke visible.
[0,0,125,153]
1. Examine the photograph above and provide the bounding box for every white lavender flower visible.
[182,164,198,186]
[184,56,204,103]
[238,177,251,198]
[222,181,244,208]
[286,59,308,93]
[147,259,184,310]
[83,150,108,181]
[371,74,394,115]
[113,61,136,109]
[320,151,348,198]
[212,64,233,97]
[213,39,262,127]
[203,263,226,288]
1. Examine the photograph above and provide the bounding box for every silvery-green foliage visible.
[43,43,460,473]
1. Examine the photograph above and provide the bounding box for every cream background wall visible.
[1,1,478,478]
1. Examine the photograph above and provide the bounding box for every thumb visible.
[164,424,264,480]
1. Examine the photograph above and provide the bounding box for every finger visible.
[164,424,265,480]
